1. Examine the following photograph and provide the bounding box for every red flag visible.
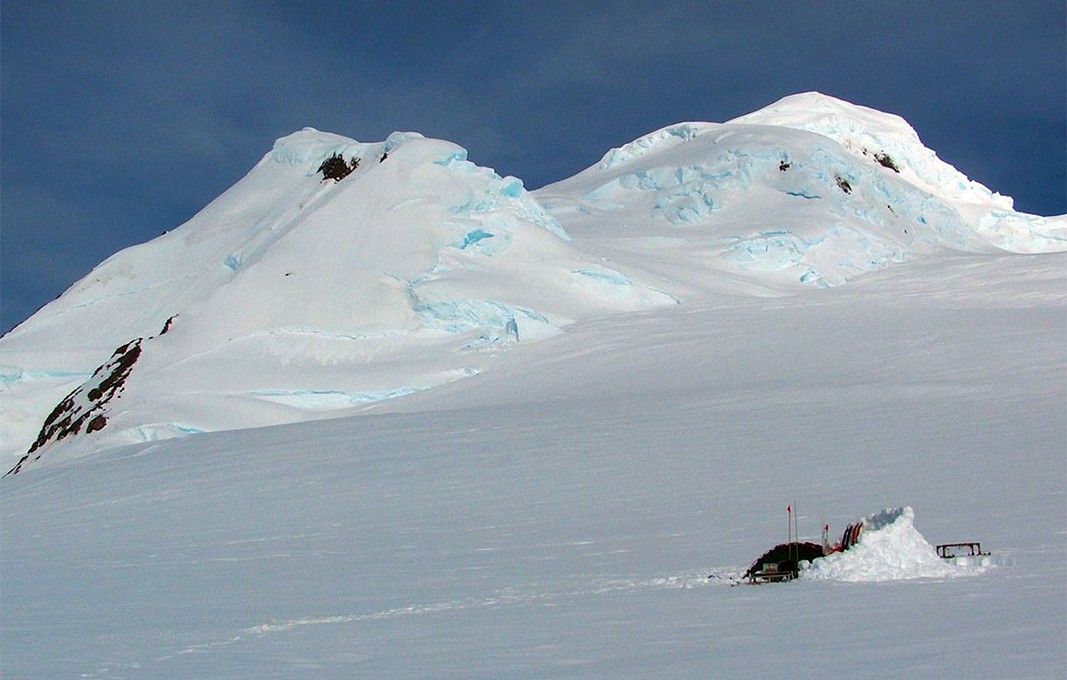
[787,505,791,513]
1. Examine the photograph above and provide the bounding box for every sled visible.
[936,542,986,559]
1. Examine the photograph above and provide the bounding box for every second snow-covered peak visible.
[729,92,1018,213]
[538,92,1064,294]
[728,91,922,146]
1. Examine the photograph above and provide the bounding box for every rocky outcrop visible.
[6,338,142,475]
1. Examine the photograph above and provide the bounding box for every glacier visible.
[0,128,674,463]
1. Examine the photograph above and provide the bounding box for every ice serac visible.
[728,92,1066,253]
[0,128,675,469]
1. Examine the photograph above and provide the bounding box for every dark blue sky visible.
[2,1,1064,333]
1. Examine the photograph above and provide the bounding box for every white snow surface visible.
[1,93,1065,678]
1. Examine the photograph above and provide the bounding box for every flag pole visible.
[787,503,793,555]
[790,500,798,567]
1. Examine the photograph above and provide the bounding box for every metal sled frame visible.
[936,542,986,559]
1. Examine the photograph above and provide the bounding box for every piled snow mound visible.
[802,507,986,582]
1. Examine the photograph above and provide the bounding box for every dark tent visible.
[743,542,826,582]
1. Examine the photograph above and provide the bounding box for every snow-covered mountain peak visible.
[3,93,1064,472]
[0,128,676,468]
[729,91,920,142]
[267,127,383,165]
[730,92,1016,214]
[538,93,1064,294]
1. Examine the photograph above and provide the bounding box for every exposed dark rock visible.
[873,151,901,173]
[6,338,143,475]
[317,153,360,182]
[160,315,176,335]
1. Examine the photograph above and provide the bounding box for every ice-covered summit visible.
[3,93,1064,471]
[730,92,1027,216]
[536,92,1064,295]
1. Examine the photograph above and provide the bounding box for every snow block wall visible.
[802,507,985,582]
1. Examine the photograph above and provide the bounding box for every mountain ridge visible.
[3,92,1063,471]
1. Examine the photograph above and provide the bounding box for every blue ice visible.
[460,229,495,249]
[504,317,519,341]
[785,190,821,200]
[434,150,469,167]
[723,232,809,271]
[499,178,524,198]
[408,291,548,339]
[0,368,93,385]
[252,387,421,408]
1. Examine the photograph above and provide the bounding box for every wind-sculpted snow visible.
[596,122,713,170]
[436,147,570,241]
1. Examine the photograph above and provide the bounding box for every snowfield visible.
[1,93,1064,678]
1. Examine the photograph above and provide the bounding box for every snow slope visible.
[2,252,1063,678]
[1,130,676,467]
